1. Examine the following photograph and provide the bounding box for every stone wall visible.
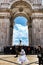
[32,18,43,47]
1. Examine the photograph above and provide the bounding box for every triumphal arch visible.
[0,0,43,51]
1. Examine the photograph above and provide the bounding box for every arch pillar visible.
[0,12,11,51]
[27,17,32,46]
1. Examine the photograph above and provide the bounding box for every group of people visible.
[15,48,29,65]
[18,49,29,64]
[15,40,29,65]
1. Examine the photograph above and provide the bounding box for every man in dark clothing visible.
[15,46,19,57]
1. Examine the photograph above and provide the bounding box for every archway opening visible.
[12,16,29,46]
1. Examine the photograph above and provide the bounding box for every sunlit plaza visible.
[0,55,38,65]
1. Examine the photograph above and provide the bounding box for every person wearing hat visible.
[17,49,29,65]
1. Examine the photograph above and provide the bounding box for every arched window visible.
[12,16,29,46]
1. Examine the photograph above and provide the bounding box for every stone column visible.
[0,18,10,51]
[4,18,10,46]
[0,12,11,51]
[9,20,13,46]
[28,18,32,46]
[32,13,43,47]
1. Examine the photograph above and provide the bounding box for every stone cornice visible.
[0,8,11,12]
[0,12,11,18]
[0,8,43,13]
[32,13,43,19]
[32,17,43,19]
[0,8,43,19]
[32,9,43,13]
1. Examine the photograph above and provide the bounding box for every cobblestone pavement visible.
[0,55,38,65]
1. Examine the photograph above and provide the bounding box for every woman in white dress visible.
[17,49,29,65]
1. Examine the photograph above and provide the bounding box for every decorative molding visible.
[32,13,43,19]
[0,9,11,12]
[0,12,11,18]
[33,9,43,13]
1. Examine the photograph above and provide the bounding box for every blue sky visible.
[12,16,29,46]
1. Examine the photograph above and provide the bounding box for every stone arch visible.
[9,0,32,46]
[10,0,32,17]
[10,0,32,9]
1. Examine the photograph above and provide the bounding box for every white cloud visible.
[15,24,28,32]
[15,24,28,37]
[12,24,29,46]
[13,29,19,38]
